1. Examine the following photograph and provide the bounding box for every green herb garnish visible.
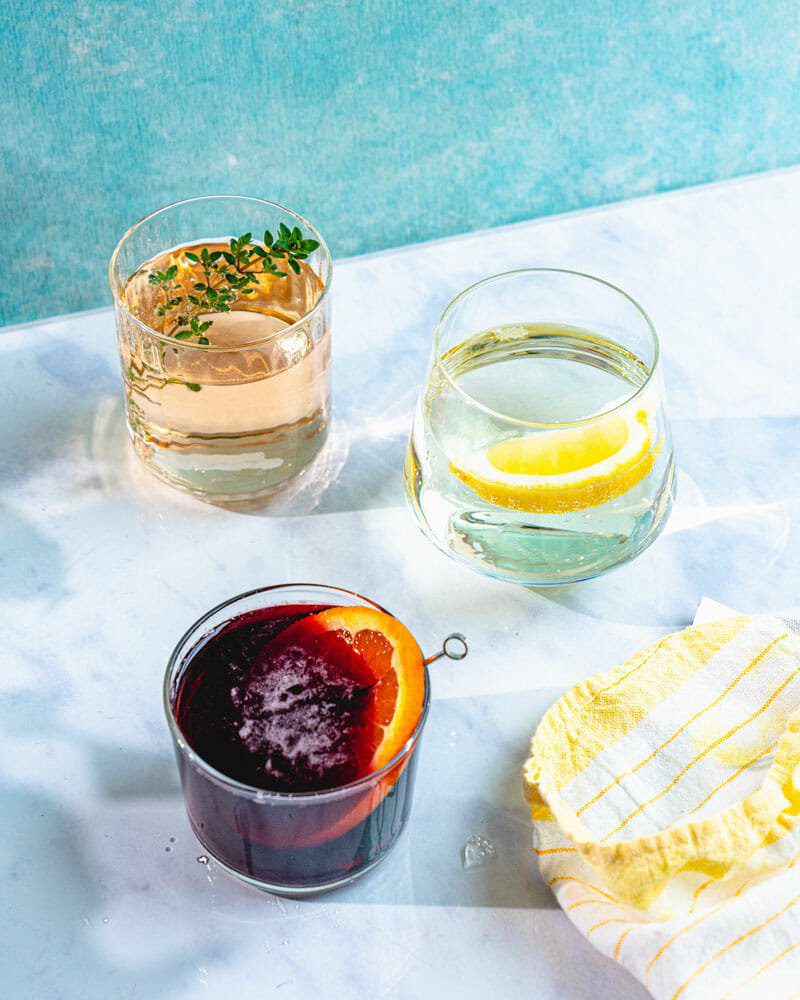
[147,224,319,345]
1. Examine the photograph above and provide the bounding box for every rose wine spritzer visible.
[110,198,331,500]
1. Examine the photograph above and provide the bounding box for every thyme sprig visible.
[147,224,319,344]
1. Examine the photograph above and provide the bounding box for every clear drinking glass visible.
[164,584,430,895]
[404,269,675,585]
[109,196,331,501]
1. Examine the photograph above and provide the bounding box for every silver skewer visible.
[423,633,469,666]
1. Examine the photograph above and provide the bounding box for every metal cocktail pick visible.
[423,633,469,666]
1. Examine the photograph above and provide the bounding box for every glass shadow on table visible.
[322,687,560,910]
[0,318,421,521]
[539,415,799,628]
[88,387,419,519]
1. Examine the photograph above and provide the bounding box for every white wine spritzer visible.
[404,272,675,584]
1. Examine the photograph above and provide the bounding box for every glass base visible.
[129,421,329,502]
[190,823,400,897]
[405,462,676,586]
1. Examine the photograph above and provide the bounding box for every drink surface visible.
[445,323,646,423]
[117,241,330,499]
[406,323,675,584]
[123,242,323,342]
[174,604,382,792]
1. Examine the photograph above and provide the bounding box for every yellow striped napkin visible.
[524,614,800,999]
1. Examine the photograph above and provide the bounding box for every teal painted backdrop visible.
[2,1,800,326]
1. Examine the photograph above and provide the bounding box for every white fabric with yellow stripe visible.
[524,607,800,999]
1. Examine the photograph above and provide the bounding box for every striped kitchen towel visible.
[524,613,800,999]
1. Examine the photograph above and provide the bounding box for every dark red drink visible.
[165,586,429,894]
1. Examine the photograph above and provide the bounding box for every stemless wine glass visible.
[109,196,331,501]
[404,269,675,585]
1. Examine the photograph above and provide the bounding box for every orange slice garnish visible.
[312,606,426,772]
[250,605,425,850]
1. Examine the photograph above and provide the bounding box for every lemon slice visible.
[450,409,660,514]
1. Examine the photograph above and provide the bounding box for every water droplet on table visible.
[102,917,109,924]
[461,835,497,870]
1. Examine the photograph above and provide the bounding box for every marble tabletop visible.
[2,168,800,1000]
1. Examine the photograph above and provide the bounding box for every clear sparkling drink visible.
[405,272,675,585]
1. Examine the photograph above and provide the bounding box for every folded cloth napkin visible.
[524,606,800,999]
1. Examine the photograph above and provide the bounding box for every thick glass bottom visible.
[128,418,328,501]
[190,821,401,897]
[405,455,676,586]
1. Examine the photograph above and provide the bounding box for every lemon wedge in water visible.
[450,409,659,514]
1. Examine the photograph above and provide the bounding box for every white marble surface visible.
[2,168,800,999]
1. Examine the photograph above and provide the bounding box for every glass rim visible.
[433,267,660,429]
[163,583,431,800]
[108,195,332,351]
